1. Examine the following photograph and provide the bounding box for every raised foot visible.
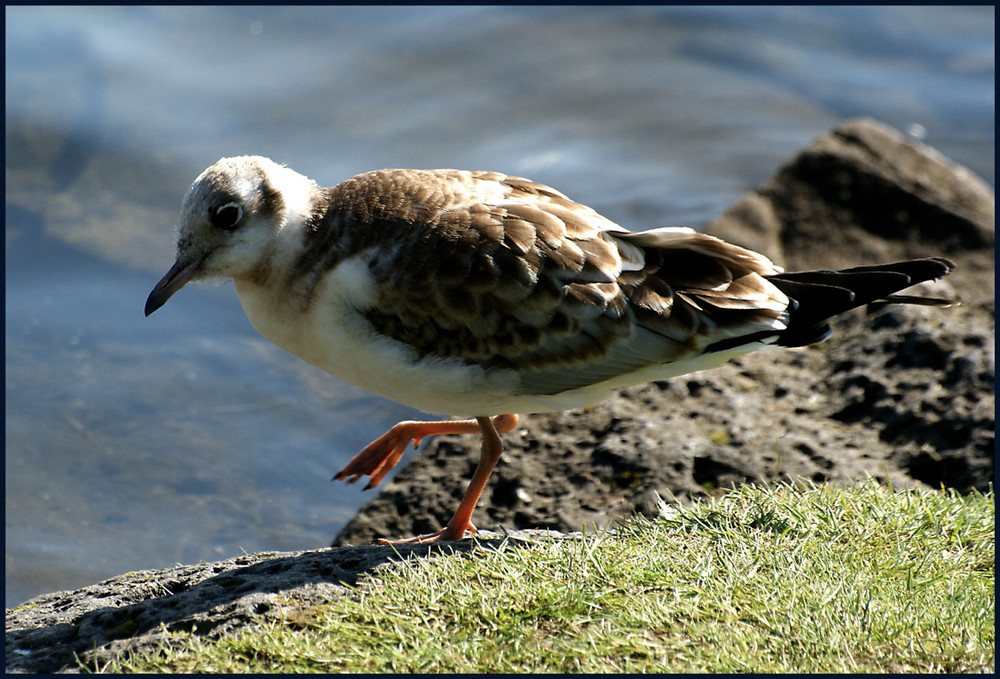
[332,415,518,491]
[332,420,438,490]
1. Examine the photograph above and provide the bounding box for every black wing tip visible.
[912,256,956,280]
[929,256,956,271]
[833,257,956,282]
[885,257,956,297]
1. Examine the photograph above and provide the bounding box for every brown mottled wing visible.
[616,228,789,343]
[336,170,628,362]
[512,228,793,395]
[324,169,791,395]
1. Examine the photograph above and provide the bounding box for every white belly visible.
[232,268,520,416]
[231,258,767,418]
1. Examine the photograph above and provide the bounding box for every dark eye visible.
[211,201,243,230]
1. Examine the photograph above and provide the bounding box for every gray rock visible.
[5,531,562,674]
[709,117,995,302]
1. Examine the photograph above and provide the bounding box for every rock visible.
[5,549,352,674]
[823,304,995,491]
[709,117,995,302]
[4,533,560,674]
[333,118,994,545]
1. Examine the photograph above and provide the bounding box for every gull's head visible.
[145,155,315,316]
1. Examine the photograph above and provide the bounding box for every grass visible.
[95,481,994,673]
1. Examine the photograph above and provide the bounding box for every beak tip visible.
[144,257,200,317]
[144,288,172,316]
[144,289,165,317]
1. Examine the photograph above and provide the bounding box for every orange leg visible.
[333,414,518,491]
[374,414,516,544]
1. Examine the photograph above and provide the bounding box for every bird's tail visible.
[766,257,956,348]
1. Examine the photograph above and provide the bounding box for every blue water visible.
[5,6,994,609]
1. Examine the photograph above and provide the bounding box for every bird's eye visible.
[211,202,243,231]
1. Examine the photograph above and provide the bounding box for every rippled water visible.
[5,6,994,608]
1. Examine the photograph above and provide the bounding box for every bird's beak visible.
[144,257,201,316]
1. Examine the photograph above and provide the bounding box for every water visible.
[5,6,993,609]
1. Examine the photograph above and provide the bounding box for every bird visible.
[145,155,955,544]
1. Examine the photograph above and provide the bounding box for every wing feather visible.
[317,169,793,397]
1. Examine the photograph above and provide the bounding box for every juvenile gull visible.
[145,156,955,543]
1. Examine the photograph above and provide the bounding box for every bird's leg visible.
[333,414,518,491]
[374,414,517,544]
[334,419,476,490]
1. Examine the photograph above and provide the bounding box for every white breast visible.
[233,254,521,416]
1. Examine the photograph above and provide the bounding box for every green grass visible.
[96,481,994,673]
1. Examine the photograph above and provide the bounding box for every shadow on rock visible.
[5,532,549,674]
